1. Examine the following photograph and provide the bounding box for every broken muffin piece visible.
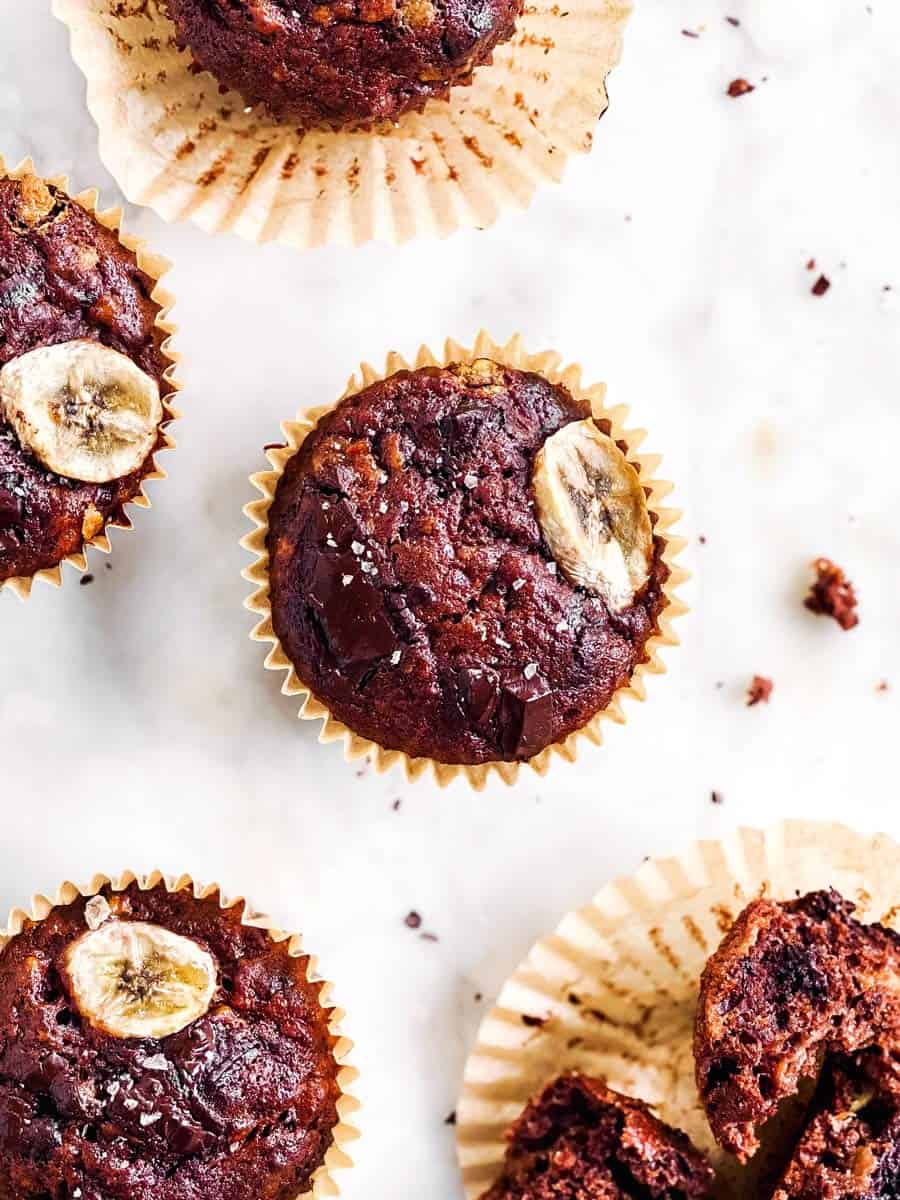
[694,889,900,1162]
[479,1072,714,1200]
[773,1055,900,1200]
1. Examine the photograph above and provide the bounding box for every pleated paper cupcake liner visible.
[242,330,688,790]
[0,155,180,601]
[456,820,900,1198]
[52,0,632,248]
[1,870,360,1199]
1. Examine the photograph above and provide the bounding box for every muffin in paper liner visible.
[0,869,360,1199]
[0,155,180,602]
[51,0,632,249]
[241,330,688,790]
[456,819,900,1199]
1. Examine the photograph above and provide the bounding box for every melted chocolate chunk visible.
[498,677,554,758]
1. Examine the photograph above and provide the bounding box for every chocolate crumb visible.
[444,1111,457,1126]
[391,798,401,811]
[80,574,94,587]
[746,675,773,706]
[420,931,439,942]
[727,78,754,98]
[711,791,724,806]
[812,274,831,296]
[876,681,890,694]
[806,258,816,271]
[682,28,700,38]
[805,558,859,630]
[725,16,740,26]
[404,911,422,929]
[698,534,707,545]
[105,562,112,571]
[521,1014,547,1028]
[474,992,483,1002]
[568,993,581,1006]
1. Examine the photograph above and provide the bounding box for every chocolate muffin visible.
[773,1057,900,1200]
[164,0,522,129]
[0,172,171,588]
[264,358,669,766]
[0,881,342,1200]
[694,889,900,1162]
[478,1072,714,1200]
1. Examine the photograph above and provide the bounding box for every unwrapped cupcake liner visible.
[1,869,360,1199]
[456,819,900,1198]
[242,330,689,790]
[52,0,632,249]
[0,155,180,601]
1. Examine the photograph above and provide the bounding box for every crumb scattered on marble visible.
[404,910,422,929]
[805,557,859,630]
[391,798,402,811]
[445,1111,457,1126]
[746,675,773,706]
[80,574,94,587]
[812,274,831,296]
[725,15,740,26]
[420,931,439,942]
[727,78,754,97]
[876,681,890,694]
[682,28,700,38]
[711,790,724,806]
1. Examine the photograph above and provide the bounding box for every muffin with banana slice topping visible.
[0,879,344,1200]
[261,357,670,767]
[0,171,173,590]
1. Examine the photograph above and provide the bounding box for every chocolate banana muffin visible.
[479,1072,714,1200]
[694,889,900,1163]
[164,0,521,129]
[0,173,170,587]
[0,880,342,1200]
[264,359,669,766]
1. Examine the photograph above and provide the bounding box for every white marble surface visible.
[2,1,900,1195]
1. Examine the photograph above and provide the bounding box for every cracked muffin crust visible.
[265,360,669,766]
[694,889,900,1163]
[478,1072,714,1200]
[164,0,522,130]
[0,882,341,1200]
[0,173,169,585]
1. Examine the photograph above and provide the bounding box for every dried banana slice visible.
[0,339,161,483]
[532,418,653,611]
[62,920,217,1040]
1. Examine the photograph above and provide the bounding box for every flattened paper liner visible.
[456,820,900,1199]
[0,155,179,601]
[52,0,631,249]
[0,870,360,1199]
[241,330,688,790]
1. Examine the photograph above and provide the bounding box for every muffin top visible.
[479,1072,714,1200]
[265,360,669,766]
[694,889,900,1163]
[0,882,341,1200]
[0,174,169,584]
[165,0,521,129]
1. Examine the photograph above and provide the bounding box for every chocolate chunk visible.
[306,550,397,667]
[455,666,500,728]
[440,405,502,451]
[727,78,754,97]
[498,677,554,758]
[812,274,831,297]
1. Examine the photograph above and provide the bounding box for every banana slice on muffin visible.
[0,339,161,484]
[532,418,653,612]
[61,920,217,1039]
